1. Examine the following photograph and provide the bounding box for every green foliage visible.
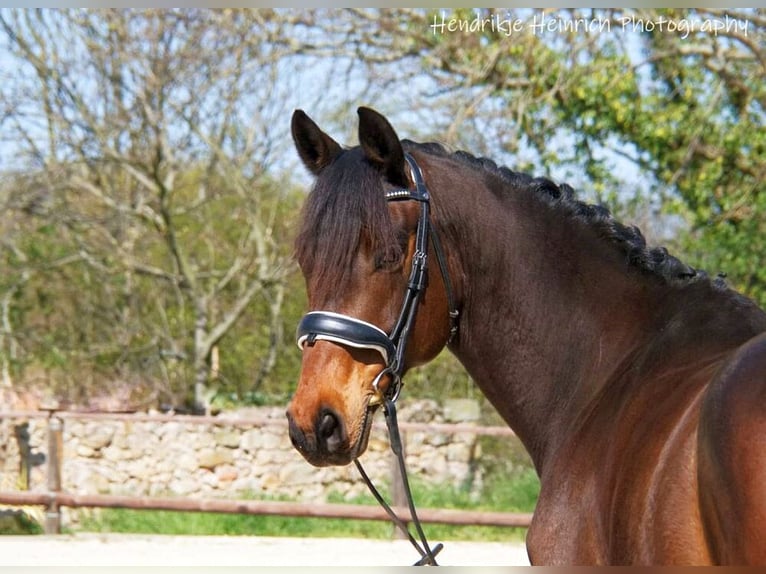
[552,14,765,305]
[402,350,481,402]
[410,8,765,307]
[1,8,763,409]
[0,511,44,535]
[0,165,305,406]
[79,506,393,539]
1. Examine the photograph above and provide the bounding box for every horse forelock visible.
[295,147,403,297]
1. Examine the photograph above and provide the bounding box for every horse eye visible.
[374,248,402,271]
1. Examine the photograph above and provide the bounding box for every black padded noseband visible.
[296,311,396,364]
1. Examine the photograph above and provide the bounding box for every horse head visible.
[286,108,455,467]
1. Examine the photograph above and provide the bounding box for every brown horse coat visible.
[286,107,766,565]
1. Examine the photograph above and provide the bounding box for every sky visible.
[0,6,758,241]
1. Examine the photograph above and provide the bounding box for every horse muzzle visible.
[286,405,350,467]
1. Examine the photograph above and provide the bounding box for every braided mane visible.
[404,140,724,288]
[295,138,725,296]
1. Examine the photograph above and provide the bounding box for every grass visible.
[0,510,44,535]
[78,468,539,542]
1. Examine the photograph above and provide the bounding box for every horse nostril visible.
[319,411,338,439]
[317,408,345,454]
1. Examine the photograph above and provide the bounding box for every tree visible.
[0,9,305,410]
[2,9,761,409]
[321,8,766,305]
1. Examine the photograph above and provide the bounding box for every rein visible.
[354,398,444,566]
[296,153,458,566]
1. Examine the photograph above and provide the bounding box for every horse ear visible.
[357,107,408,187]
[291,109,342,176]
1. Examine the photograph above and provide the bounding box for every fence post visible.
[13,423,32,489]
[42,404,63,534]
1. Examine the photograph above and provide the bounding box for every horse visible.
[285,106,766,565]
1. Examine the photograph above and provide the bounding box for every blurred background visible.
[1,8,763,415]
[0,7,763,543]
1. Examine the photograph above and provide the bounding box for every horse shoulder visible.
[527,470,609,565]
[528,356,724,565]
[698,331,766,564]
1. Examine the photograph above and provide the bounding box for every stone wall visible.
[1,399,489,528]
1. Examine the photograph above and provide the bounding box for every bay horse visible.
[285,106,766,565]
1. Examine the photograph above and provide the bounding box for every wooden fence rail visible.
[0,490,533,528]
[0,409,532,534]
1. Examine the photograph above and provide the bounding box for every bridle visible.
[296,152,458,403]
[295,153,459,565]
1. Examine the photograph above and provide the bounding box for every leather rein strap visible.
[296,152,458,566]
[355,398,444,566]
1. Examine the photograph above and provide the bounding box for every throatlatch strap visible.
[386,154,459,344]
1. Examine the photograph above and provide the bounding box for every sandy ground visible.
[0,533,530,567]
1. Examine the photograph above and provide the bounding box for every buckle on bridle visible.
[370,365,402,406]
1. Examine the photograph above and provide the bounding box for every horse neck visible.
[429,160,671,472]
